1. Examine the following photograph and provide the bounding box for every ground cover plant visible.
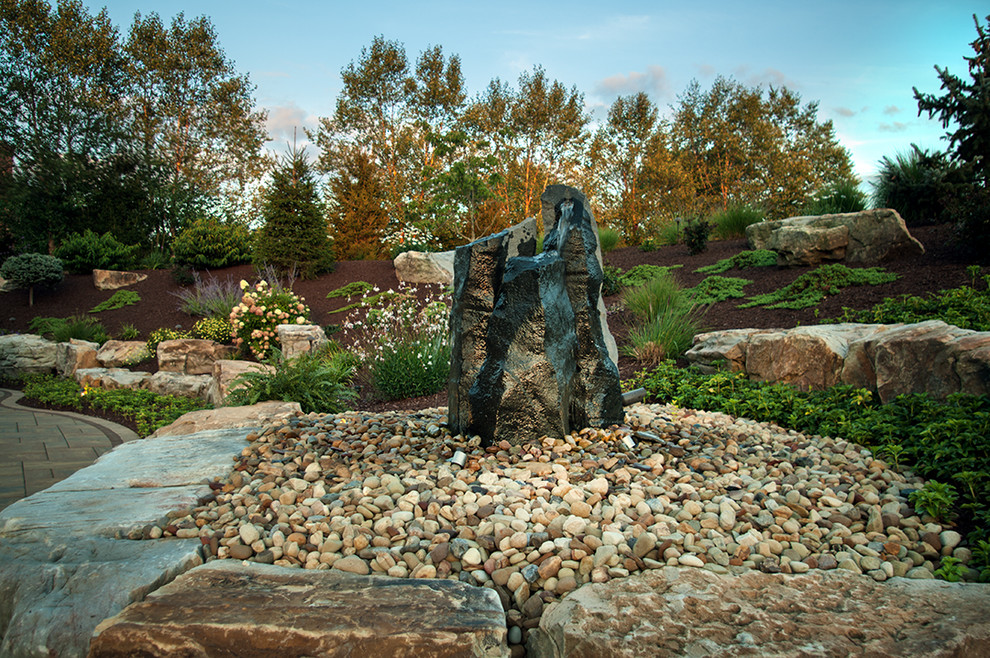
[29,315,109,345]
[226,346,357,414]
[616,264,684,288]
[20,374,210,437]
[632,361,990,579]
[686,276,752,305]
[828,271,990,331]
[739,264,899,310]
[694,249,777,274]
[90,290,140,313]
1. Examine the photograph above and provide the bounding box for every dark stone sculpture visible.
[447,186,623,446]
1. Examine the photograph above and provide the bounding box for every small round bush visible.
[1,253,64,305]
[173,218,253,269]
[146,327,191,355]
[192,316,233,343]
[54,230,139,274]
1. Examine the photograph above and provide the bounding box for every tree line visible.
[1,0,858,261]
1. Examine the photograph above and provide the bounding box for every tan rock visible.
[0,334,57,379]
[89,561,509,658]
[206,359,275,406]
[148,400,301,438]
[93,269,147,290]
[746,208,924,266]
[55,338,101,376]
[276,324,328,360]
[528,566,990,657]
[75,367,151,390]
[145,371,211,400]
[157,339,237,375]
[96,340,149,367]
[394,250,455,285]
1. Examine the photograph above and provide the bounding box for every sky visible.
[85,0,984,186]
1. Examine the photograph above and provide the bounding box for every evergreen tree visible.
[254,149,333,278]
[327,149,389,260]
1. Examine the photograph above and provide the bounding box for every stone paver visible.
[0,389,139,510]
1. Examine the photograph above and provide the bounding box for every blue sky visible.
[88,0,983,185]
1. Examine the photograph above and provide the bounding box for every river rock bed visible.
[140,403,971,647]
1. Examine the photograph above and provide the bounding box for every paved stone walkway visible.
[0,388,139,511]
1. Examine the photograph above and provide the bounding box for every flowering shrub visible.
[342,284,450,399]
[192,316,233,343]
[383,221,441,258]
[229,279,310,359]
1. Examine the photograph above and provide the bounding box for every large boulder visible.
[92,269,147,290]
[276,323,327,360]
[55,338,101,377]
[449,187,623,446]
[685,321,990,402]
[96,340,149,367]
[206,359,275,406]
[0,334,57,379]
[394,249,456,285]
[746,208,925,266]
[528,567,990,657]
[89,561,509,658]
[157,339,237,375]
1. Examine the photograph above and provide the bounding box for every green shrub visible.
[872,145,963,226]
[623,307,704,364]
[683,219,713,255]
[327,281,375,299]
[54,230,139,274]
[945,184,990,262]
[192,316,233,343]
[173,218,253,269]
[597,227,621,253]
[90,290,140,313]
[117,323,140,341]
[617,264,683,288]
[739,264,899,310]
[802,180,868,215]
[624,274,691,322]
[226,346,357,414]
[1,253,64,306]
[686,276,752,305]
[21,373,82,409]
[827,275,990,331]
[171,266,195,286]
[711,205,765,239]
[50,316,109,344]
[138,250,172,270]
[173,273,242,319]
[694,249,778,274]
[633,361,990,547]
[83,387,210,437]
[909,481,957,522]
[146,327,191,355]
[601,266,623,297]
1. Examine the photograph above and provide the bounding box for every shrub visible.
[171,266,195,286]
[138,250,172,270]
[146,327,191,355]
[624,273,691,323]
[739,264,899,310]
[623,307,704,364]
[1,253,64,306]
[173,217,253,269]
[601,266,623,297]
[118,323,140,340]
[90,290,140,313]
[192,316,233,343]
[872,145,963,226]
[802,180,868,215]
[51,316,110,344]
[597,227,621,253]
[945,184,990,262]
[54,230,139,274]
[617,264,683,288]
[683,219,713,255]
[172,273,242,319]
[226,346,357,414]
[21,373,82,409]
[711,205,765,239]
[344,284,450,400]
[229,278,311,360]
[694,249,778,274]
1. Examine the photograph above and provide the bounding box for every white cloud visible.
[835,107,856,118]
[877,121,909,133]
[264,102,319,150]
[594,65,670,100]
[883,105,901,115]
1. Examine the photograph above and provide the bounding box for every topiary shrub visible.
[1,253,64,306]
[54,230,140,274]
[173,217,253,269]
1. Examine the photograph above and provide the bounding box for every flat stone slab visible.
[44,427,252,492]
[90,561,509,657]
[528,566,990,657]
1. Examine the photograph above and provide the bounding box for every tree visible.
[0,252,63,306]
[914,14,990,186]
[326,149,389,260]
[0,0,131,251]
[125,11,269,243]
[254,149,334,279]
[670,77,854,219]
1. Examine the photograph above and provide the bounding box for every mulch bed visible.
[5,223,978,429]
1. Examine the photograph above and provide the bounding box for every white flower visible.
[239,280,248,290]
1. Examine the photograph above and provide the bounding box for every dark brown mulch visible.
[5,223,979,422]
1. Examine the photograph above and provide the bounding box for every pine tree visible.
[327,149,389,260]
[254,149,334,278]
